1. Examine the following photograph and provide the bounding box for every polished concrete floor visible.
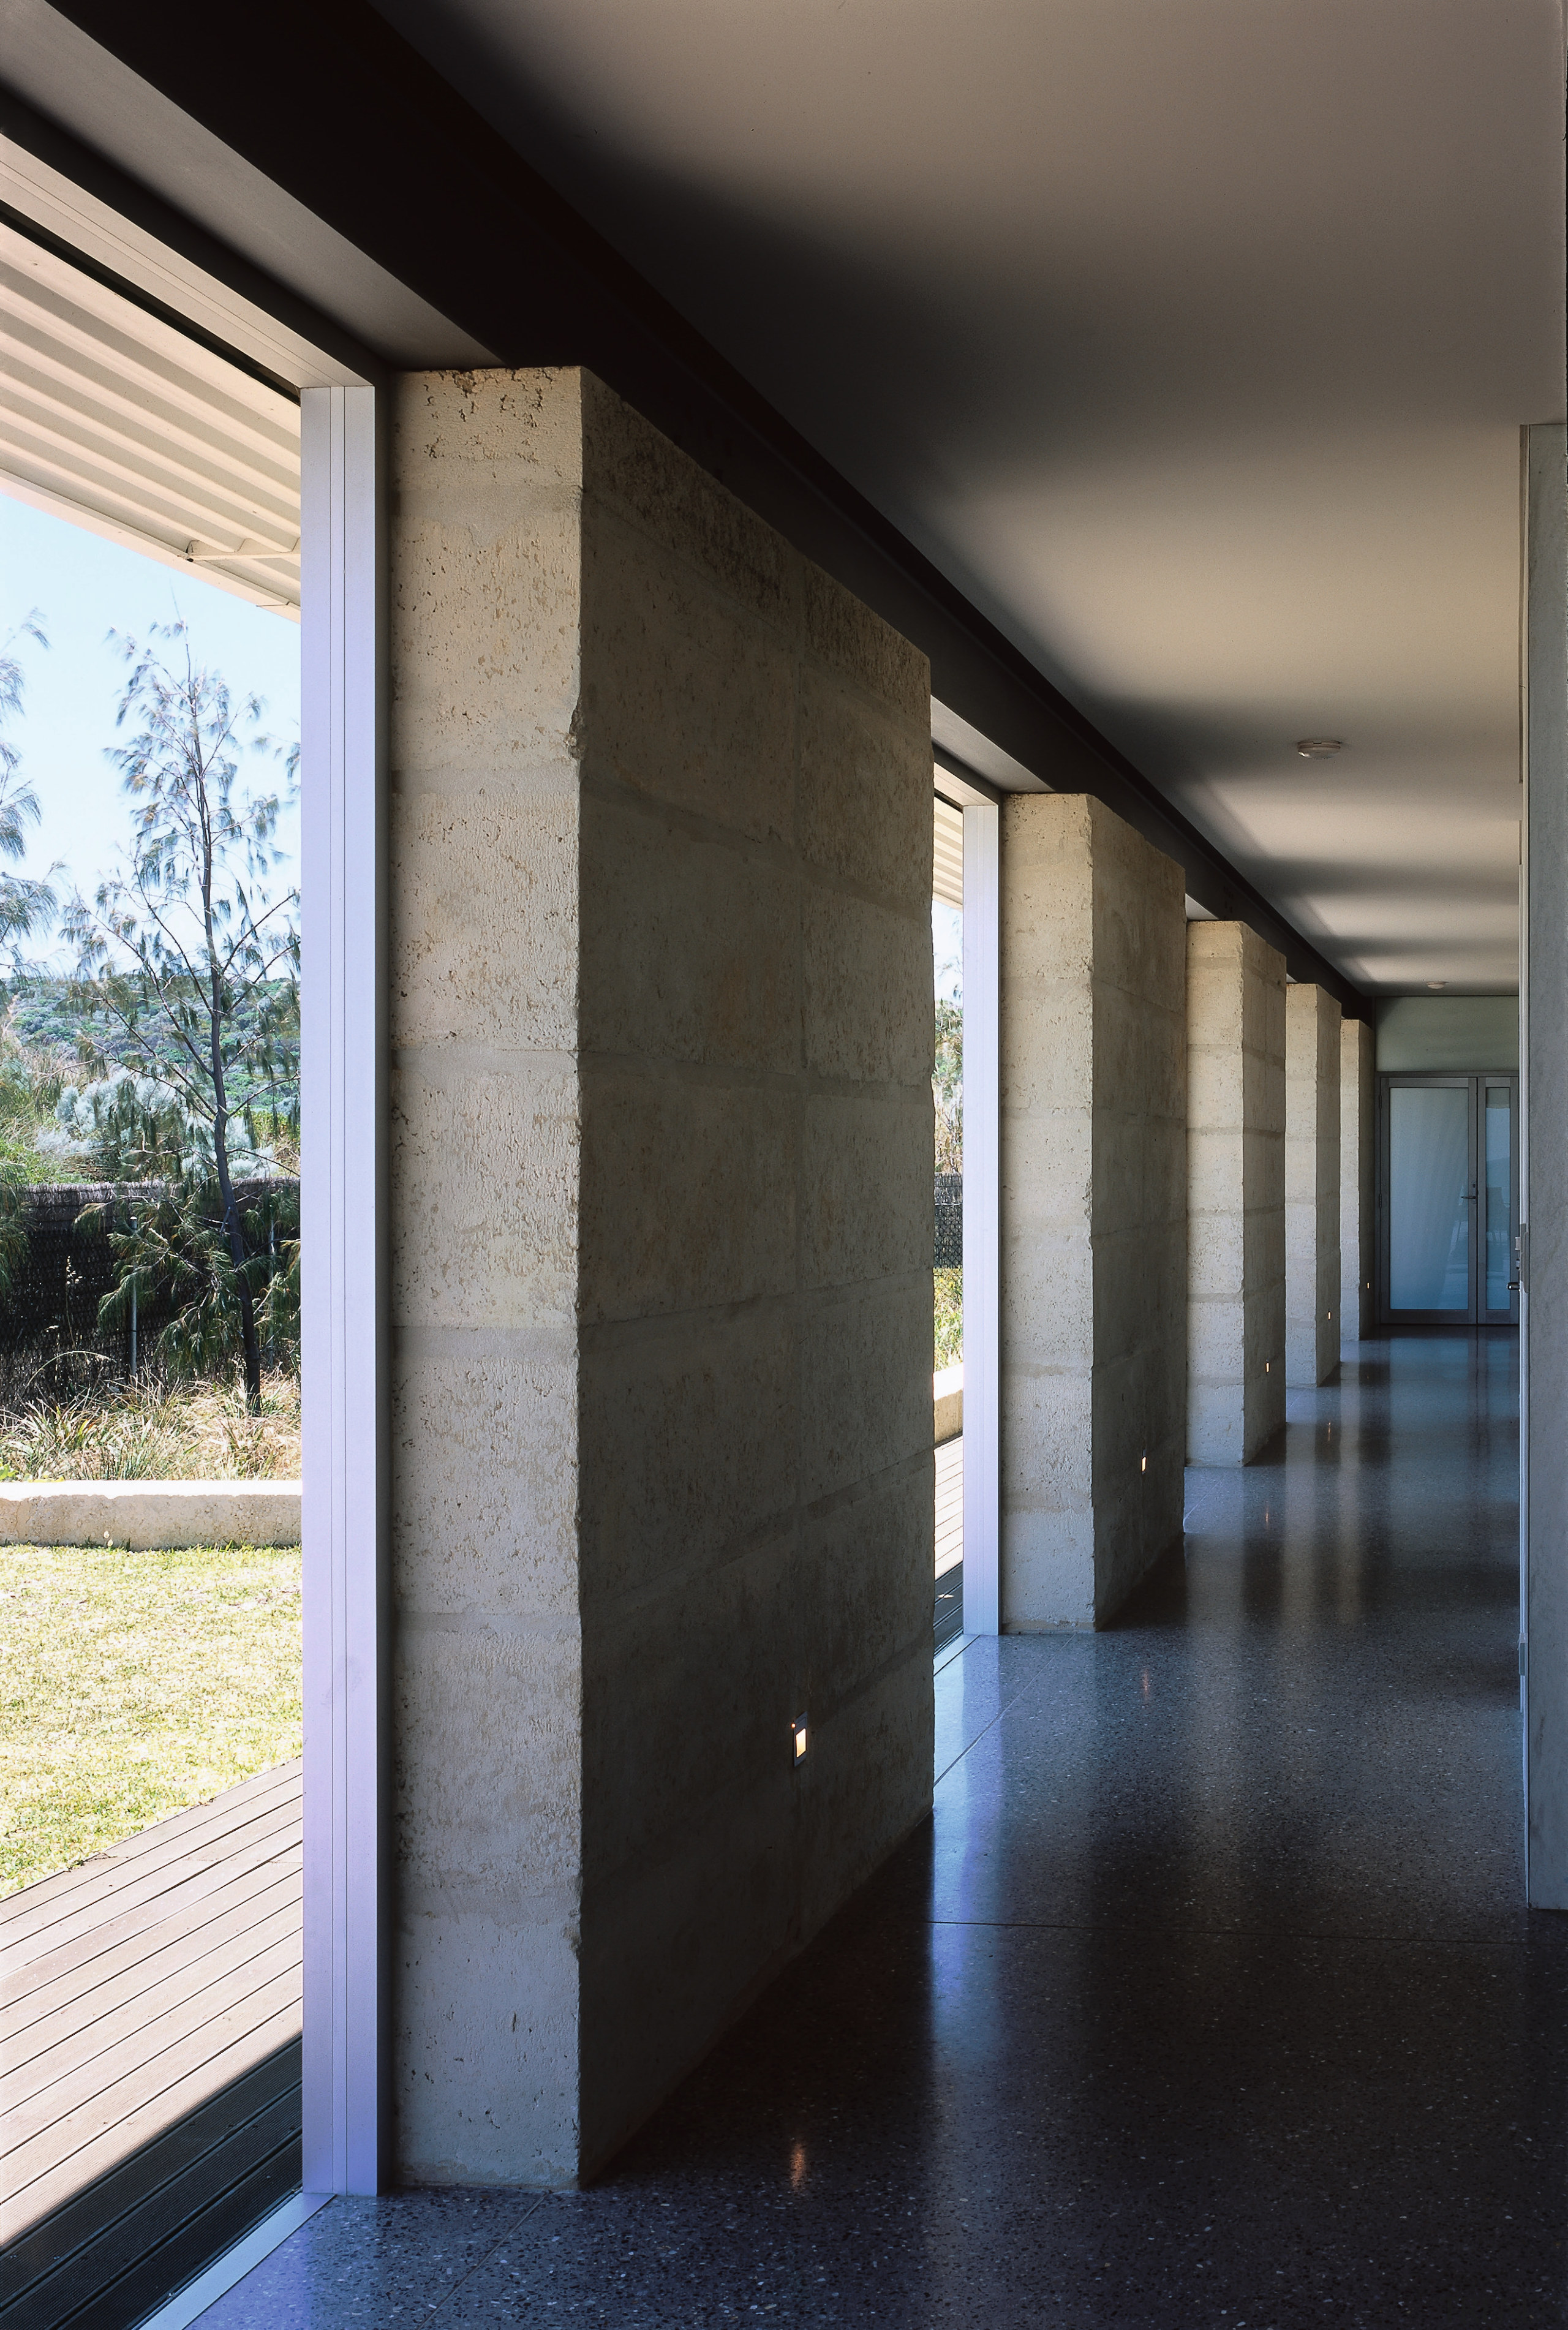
[197,1332,1562,2328]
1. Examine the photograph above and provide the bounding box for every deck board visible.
[6,1868,301,2055]
[2,1819,302,2010]
[935,1434,963,1578]
[934,1434,963,1649]
[0,1764,301,1939]
[4,1921,303,2122]
[0,1765,303,2320]
[1,1785,303,1964]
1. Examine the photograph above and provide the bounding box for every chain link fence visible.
[934,1172,962,1270]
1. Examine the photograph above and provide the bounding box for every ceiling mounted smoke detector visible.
[1295,738,1344,758]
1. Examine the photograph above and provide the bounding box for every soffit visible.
[363,0,1566,992]
[0,214,302,614]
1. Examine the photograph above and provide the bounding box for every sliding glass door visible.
[1379,1073,1518,1326]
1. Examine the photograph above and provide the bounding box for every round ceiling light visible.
[1295,737,1344,758]
[1427,981,1447,990]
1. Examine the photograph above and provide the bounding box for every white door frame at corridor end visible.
[1521,420,1568,1912]
[300,385,387,2190]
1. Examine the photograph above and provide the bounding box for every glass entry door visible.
[1379,1073,1518,1326]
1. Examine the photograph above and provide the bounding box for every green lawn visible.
[0,1540,302,1895]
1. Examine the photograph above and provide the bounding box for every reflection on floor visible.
[933,1433,963,1650]
[196,1334,1554,2328]
[1,1763,302,2328]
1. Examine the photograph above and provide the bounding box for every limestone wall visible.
[999,794,1186,1627]
[0,1480,302,1548]
[1341,1017,1376,1340]
[1286,984,1343,1385]
[388,367,934,2185]
[1186,922,1286,1463]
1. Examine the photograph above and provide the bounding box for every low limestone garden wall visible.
[0,1478,301,1549]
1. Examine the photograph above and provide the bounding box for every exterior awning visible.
[933,792,963,909]
[0,214,300,617]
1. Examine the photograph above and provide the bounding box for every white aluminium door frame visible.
[962,802,1001,1635]
[300,385,386,2190]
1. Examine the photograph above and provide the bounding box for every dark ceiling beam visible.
[34,0,1368,1014]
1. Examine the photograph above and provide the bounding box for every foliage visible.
[0,1537,301,1893]
[0,614,61,950]
[935,1265,963,1370]
[0,1368,300,1482]
[0,1018,48,1288]
[0,1007,74,1175]
[0,974,297,1178]
[61,624,298,1408]
[934,995,963,1174]
[81,1171,301,1382]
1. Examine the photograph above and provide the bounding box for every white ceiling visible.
[368,0,1566,993]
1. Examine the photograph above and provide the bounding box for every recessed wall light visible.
[1295,738,1344,758]
[792,1716,809,1765]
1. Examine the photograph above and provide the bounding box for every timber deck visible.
[1,1762,303,2329]
[935,1433,963,1648]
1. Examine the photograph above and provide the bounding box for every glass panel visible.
[1485,1086,1512,1313]
[1389,1086,1471,1310]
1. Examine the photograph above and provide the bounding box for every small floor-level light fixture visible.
[792,1715,809,1766]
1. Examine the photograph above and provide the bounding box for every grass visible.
[0,1371,301,1480]
[935,1265,963,1371]
[0,1538,302,1893]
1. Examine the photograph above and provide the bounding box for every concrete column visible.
[388,368,935,2181]
[1285,984,1343,1385]
[1186,921,1286,1463]
[1340,1016,1376,1342]
[999,794,1186,1629]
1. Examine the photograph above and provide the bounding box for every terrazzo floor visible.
[194,1332,1561,2327]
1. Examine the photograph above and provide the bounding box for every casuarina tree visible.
[63,622,298,1411]
[0,613,61,949]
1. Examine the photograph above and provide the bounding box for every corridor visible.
[195,1333,1561,2328]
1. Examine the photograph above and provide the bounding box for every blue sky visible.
[0,496,300,965]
